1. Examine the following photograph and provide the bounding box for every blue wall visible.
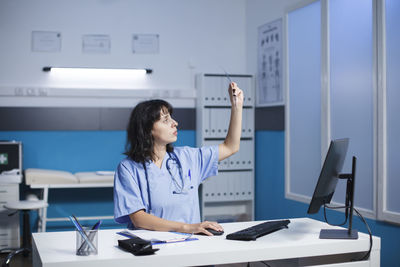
[255,130,400,267]
[1,130,399,265]
[0,130,195,230]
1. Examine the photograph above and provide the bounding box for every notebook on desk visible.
[117,230,198,244]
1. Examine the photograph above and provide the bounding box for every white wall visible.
[0,0,247,106]
[0,0,310,107]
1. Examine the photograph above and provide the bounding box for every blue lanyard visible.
[142,152,184,213]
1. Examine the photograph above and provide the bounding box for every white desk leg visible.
[37,198,43,232]
[41,187,49,232]
[35,187,44,233]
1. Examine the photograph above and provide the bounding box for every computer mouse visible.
[205,228,224,236]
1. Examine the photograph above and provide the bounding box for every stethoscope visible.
[142,152,193,213]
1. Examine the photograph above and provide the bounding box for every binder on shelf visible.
[237,172,245,200]
[211,109,217,137]
[202,178,211,201]
[203,109,211,138]
[202,76,214,104]
[232,152,240,170]
[213,110,221,137]
[247,108,255,136]
[229,172,236,201]
[240,173,248,201]
[222,157,229,169]
[222,173,228,201]
[216,109,228,138]
[240,109,252,138]
[241,141,254,169]
[241,77,253,104]
[204,176,216,201]
[237,145,245,169]
[234,173,241,201]
[227,173,234,201]
[243,172,254,201]
[214,174,223,201]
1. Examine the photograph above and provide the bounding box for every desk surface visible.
[32,218,380,267]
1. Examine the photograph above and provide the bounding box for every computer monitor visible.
[307,138,358,239]
[0,141,21,174]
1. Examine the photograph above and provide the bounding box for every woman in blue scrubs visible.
[114,82,243,235]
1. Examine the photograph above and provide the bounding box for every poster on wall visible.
[31,31,61,52]
[82,34,111,54]
[256,19,283,107]
[132,34,159,54]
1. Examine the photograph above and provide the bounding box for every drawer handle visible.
[0,191,8,193]
[0,234,8,236]
[0,201,7,204]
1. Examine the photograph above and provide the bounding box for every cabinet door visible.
[0,212,19,245]
[0,184,19,212]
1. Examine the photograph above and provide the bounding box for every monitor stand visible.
[320,229,358,239]
[320,156,359,240]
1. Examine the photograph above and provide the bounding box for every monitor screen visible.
[307,138,349,214]
[0,142,21,173]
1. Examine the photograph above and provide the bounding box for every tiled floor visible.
[0,251,32,267]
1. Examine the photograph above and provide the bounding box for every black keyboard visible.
[226,219,290,241]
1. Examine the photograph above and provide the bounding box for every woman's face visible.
[151,108,178,146]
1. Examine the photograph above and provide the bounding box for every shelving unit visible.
[0,141,21,249]
[196,73,255,222]
[0,184,20,249]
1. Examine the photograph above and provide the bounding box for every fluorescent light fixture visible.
[42,67,152,75]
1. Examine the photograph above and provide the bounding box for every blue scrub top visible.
[113,145,219,229]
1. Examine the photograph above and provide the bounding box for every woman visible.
[114,82,243,236]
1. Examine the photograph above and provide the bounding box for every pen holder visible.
[76,227,98,256]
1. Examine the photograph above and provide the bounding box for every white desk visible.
[32,218,380,267]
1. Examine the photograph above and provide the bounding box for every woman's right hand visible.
[228,82,243,108]
[182,221,224,236]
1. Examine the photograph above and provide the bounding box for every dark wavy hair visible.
[124,99,174,163]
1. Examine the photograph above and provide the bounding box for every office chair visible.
[1,200,48,267]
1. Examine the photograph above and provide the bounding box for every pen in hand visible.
[232,85,237,108]
[222,69,237,107]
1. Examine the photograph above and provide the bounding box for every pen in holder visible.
[69,216,101,256]
[76,227,98,256]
